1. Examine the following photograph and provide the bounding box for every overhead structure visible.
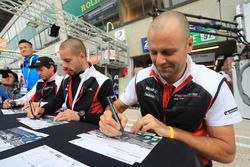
[151,0,250,47]
[0,0,128,68]
[0,50,23,69]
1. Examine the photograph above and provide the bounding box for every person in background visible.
[3,57,62,109]
[219,70,233,90]
[19,39,40,93]
[99,11,242,167]
[219,57,234,92]
[25,38,114,125]
[0,70,22,108]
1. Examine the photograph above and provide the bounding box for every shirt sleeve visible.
[15,83,37,105]
[55,75,63,92]
[119,76,138,106]
[0,85,22,102]
[205,81,242,126]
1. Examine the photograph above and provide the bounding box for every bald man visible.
[99,11,242,167]
[27,38,114,125]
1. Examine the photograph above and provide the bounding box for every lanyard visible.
[68,76,85,110]
[41,81,47,98]
[66,66,92,110]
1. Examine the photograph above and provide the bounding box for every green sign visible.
[190,28,217,46]
[64,0,106,16]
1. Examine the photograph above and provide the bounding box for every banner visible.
[0,38,8,50]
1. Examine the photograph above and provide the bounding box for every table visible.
[0,112,203,167]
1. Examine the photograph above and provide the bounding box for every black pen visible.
[9,100,15,113]
[28,101,36,119]
[107,96,124,132]
[7,95,15,113]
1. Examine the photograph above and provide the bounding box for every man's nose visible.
[62,63,68,69]
[156,54,167,64]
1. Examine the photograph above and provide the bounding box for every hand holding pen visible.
[28,101,36,119]
[23,102,44,119]
[8,99,15,112]
[99,96,128,137]
[2,99,16,109]
[23,101,37,119]
[106,96,124,133]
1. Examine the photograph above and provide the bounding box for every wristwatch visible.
[78,110,86,122]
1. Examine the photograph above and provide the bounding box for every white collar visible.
[79,65,95,81]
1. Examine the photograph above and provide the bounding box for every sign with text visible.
[80,0,105,13]
[141,37,149,54]
[190,28,217,46]
[88,49,116,64]
[0,38,8,50]
[64,0,105,16]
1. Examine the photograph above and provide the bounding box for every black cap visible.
[0,69,18,83]
[9,70,18,83]
[29,56,55,68]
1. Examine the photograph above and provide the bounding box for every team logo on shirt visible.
[43,86,54,90]
[145,86,158,94]
[224,107,238,115]
[144,86,158,100]
[173,93,201,100]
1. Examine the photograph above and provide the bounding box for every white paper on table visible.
[17,126,49,137]
[0,126,48,152]
[0,139,13,152]
[70,130,161,165]
[0,145,89,167]
[17,115,68,130]
[1,109,26,115]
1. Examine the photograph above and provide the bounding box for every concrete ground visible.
[214,119,250,167]
[123,109,250,167]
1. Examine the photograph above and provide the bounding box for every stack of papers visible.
[69,130,161,165]
[1,109,25,115]
[0,145,88,167]
[17,115,68,130]
[0,126,48,152]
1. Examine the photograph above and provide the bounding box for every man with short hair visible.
[99,11,242,167]
[19,39,40,92]
[3,56,62,109]
[26,38,114,125]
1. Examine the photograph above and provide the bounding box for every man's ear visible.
[80,52,85,58]
[80,52,86,59]
[187,36,193,53]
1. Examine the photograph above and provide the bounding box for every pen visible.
[106,96,124,132]
[7,95,15,113]
[28,101,36,119]
[9,100,15,113]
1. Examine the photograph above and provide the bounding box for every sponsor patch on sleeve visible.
[224,107,238,115]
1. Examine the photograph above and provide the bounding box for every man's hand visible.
[22,102,40,111]
[99,109,127,137]
[54,109,80,122]
[3,100,16,109]
[131,114,171,137]
[24,106,44,119]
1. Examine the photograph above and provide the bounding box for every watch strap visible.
[78,110,86,122]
